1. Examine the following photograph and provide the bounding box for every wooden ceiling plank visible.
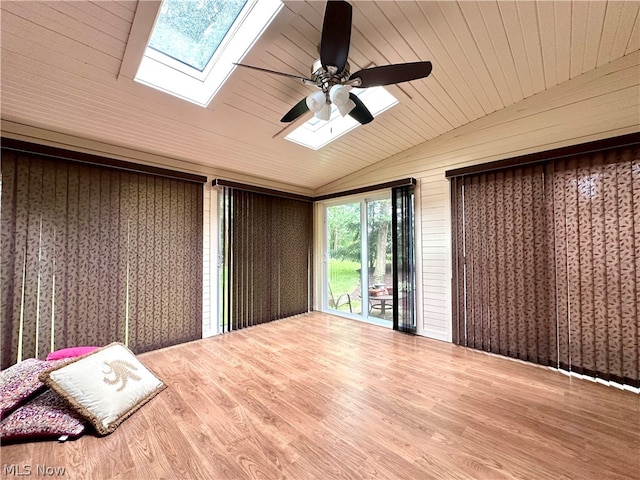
[515,1,546,94]
[10,83,300,171]
[1,9,122,74]
[113,1,138,14]
[618,1,640,56]
[386,94,441,140]
[597,2,625,67]
[379,2,469,129]
[1,74,225,148]
[370,111,422,148]
[6,1,127,59]
[397,94,450,138]
[458,1,514,107]
[0,40,242,134]
[401,2,482,124]
[582,1,608,73]
[287,13,321,56]
[627,11,640,55]
[50,1,134,37]
[477,1,524,104]
[384,111,430,146]
[570,1,589,79]
[236,70,310,109]
[267,37,317,76]
[1,46,270,143]
[536,1,558,89]
[554,1,572,85]
[338,5,450,135]
[438,1,504,112]
[98,0,138,22]
[497,1,535,99]
[416,2,493,116]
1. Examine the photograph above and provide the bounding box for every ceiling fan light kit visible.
[235,0,433,126]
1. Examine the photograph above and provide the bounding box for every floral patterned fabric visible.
[1,151,203,370]
[0,358,62,419]
[451,144,640,387]
[0,389,85,442]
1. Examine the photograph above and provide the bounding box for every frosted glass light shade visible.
[337,99,356,117]
[315,103,331,121]
[329,85,349,106]
[306,91,327,113]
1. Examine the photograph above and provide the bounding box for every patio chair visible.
[328,284,352,313]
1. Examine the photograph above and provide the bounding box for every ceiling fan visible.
[234,0,432,125]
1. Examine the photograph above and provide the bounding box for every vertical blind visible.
[392,185,416,334]
[1,150,203,369]
[451,143,639,387]
[219,187,312,332]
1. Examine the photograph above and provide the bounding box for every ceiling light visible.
[306,91,327,113]
[329,85,355,117]
[316,103,332,121]
[336,99,356,117]
[285,86,398,150]
[329,85,348,106]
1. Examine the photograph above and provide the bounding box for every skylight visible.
[284,87,398,150]
[148,0,247,72]
[135,0,282,106]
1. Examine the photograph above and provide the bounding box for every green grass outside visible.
[328,259,362,312]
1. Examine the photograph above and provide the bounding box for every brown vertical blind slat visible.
[451,177,464,345]
[220,188,312,332]
[1,150,203,368]
[451,142,640,388]
[543,166,558,367]
[619,152,637,384]
[495,171,508,356]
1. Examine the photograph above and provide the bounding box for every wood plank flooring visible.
[2,312,639,479]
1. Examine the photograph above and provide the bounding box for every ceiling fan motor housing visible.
[311,59,352,96]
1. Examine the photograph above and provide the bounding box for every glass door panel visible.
[367,199,392,321]
[325,195,393,325]
[326,202,362,315]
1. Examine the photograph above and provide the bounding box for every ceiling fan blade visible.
[234,63,314,84]
[320,0,352,73]
[349,61,433,88]
[348,93,373,125]
[281,98,310,123]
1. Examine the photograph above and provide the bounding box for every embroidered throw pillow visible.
[39,343,166,436]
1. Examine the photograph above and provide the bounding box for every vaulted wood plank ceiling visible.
[1,1,639,192]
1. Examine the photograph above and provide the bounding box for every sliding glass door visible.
[326,201,363,316]
[324,195,393,325]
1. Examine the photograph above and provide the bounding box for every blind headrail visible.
[445,132,640,179]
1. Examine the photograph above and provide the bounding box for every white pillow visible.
[40,343,165,435]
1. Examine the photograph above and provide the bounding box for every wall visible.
[315,51,640,342]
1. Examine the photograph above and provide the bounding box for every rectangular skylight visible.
[284,87,398,150]
[135,0,282,106]
[148,0,248,72]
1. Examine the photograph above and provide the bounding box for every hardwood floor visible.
[2,312,638,479]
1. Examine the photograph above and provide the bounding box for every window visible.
[285,87,398,150]
[148,0,248,72]
[135,0,282,106]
